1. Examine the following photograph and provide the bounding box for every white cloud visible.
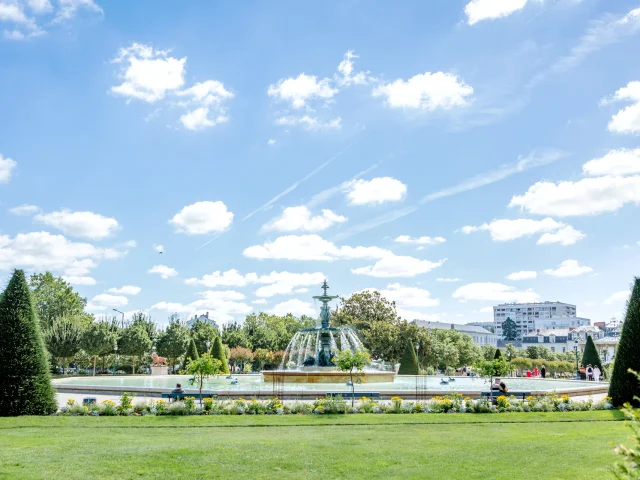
[371,283,439,308]
[453,282,539,302]
[269,299,317,317]
[0,154,17,183]
[152,290,252,323]
[604,290,630,305]
[122,240,137,248]
[176,79,233,105]
[543,259,593,277]
[268,73,337,109]
[583,148,640,176]
[148,264,178,279]
[461,217,571,242]
[372,72,473,110]
[275,115,341,131]
[9,204,39,216]
[268,139,276,146]
[479,306,494,313]
[345,177,407,205]
[536,226,585,245]
[506,270,537,281]
[0,231,114,276]
[34,209,119,239]
[464,0,528,25]
[185,269,256,287]
[90,293,128,308]
[149,302,193,314]
[263,206,346,232]
[510,176,640,217]
[169,201,233,235]
[606,81,640,134]
[180,107,228,131]
[436,277,461,283]
[27,0,53,14]
[108,285,142,296]
[395,235,446,246]
[336,50,373,86]
[352,256,446,278]
[0,3,42,39]
[62,275,96,286]
[252,299,268,305]
[153,244,164,253]
[53,0,102,23]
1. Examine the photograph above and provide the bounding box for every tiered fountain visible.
[262,280,396,384]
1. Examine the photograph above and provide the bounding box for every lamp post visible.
[573,339,580,380]
[206,339,211,354]
[415,343,420,401]
[113,343,118,376]
[113,309,125,329]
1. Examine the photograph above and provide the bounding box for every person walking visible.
[533,366,539,378]
[593,365,601,382]
[541,365,546,379]
[586,364,593,381]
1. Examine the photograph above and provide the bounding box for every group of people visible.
[524,365,547,378]
[582,364,602,382]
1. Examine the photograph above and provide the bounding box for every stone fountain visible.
[262,280,395,384]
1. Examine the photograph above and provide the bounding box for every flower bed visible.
[56,392,614,416]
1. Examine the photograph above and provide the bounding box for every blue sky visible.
[1,0,640,326]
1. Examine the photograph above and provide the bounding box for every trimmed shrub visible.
[609,278,640,407]
[185,338,199,366]
[0,269,57,416]
[398,342,419,375]
[581,335,603,372]
[494,348,502,360]
[211,336,230,374]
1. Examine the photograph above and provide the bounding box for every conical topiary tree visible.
[581,335,603,372]
[398,342,420,375]
[610,278,640,407]
[0,270,57,416]
[211,336,230,374]
[494,348,502,360]
[184,338,199,367]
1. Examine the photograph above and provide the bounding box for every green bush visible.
[609,278,640,407]
[581,336,603,372]
[0,269,57,416]
[398,342,419,375]
[211,336,230,374]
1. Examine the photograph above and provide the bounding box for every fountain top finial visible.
[322,279,329,296]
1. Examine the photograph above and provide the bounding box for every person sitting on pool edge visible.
[491,378,508,393]
[171,383,184,394]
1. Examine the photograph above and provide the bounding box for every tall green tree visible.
[190,320,219,355]
[119,323,152,374]
[131,311,157,343]
[481,344,496,361]
[221,322,250,349]
[581,335,603,372]
[44,315,85,370]
[81,321,117,375]
[494,348,502,360]
[210,336,230,374]
[0,269,57,415]
[610,279,640,407]
[398,342,420,375]
[502,317,518,341]
[28,272,92,329]
[185,338,199,366]
[156,319,190,373]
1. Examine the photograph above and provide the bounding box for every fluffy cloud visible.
[90,293,128,308]
[148,264,178,279]
[605,81,640,134]
[62,275,96,286]
[153,244,164,253]
[268,73,338,109]
[464,0,528,25]
[436,277,460,283]
[252,299,268,305]
[395,235,446,245]
[108,285,142,296]
[370,283,440,308]
[9,204,39,216]
[336,50,373,86]
[275,115,341,131]
[0,231,116,276]
[185,269,255,287]
[509,176,640,217]
[604,290,630,305]
[506,270,537,281]
[452,282,539,302]
[0,154,17,182]
[345,177,407,205]
[537,226,585,246]
[269,299,317,317]
[352,256,446,278]
[263,206,346,233]
[372,72,473,110]
[111,43,233,130]
[34,209,119,239]
[582,148,640,176]
[169,201,233,235]
[151,290,252,323]
[544,259,593,277]
[267,139,276,146]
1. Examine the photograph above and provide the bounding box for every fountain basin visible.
[262,369,395,384]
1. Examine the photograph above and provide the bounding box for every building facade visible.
[493,301,590,340]
[415,321,499,347]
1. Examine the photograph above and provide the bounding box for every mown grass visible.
[0,411,629,479]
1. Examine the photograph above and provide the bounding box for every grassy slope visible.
[0,412,629,480]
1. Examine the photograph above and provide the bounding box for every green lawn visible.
[0,411,630,480]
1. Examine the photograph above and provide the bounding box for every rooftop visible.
[414,320,495,335]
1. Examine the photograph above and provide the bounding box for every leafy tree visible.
[81,320,117,375]
[398,342,420,375]
[510,357,532,375]
[131,311,157,343]
[156,319,190,373]
[185,338,199,366]
[44,315,85,370]
[229,347,254,371]
[119,323,152,374]
[254,348,270,371]
[334,349,371,407]
[186,354,222,404]
[502,317,518,341]
[525,345,539,359]
[494,348,502,360]
[610,278,640,407]
[581,335,603,372]
[190,320,219,355]
[481,344,496,361]
[28,272,92,329]
[221,322,250,349]
[504,343,518,362]
[0,269,57,415]
[210,336,230,374]
[477,358,511,397]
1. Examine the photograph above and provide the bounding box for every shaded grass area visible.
[0,412,629,479]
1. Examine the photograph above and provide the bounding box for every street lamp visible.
[206,339,211,354]
[113,343,118,376]
[113,309,125,328]
[415,343,420,401]
[573,339,580,380]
